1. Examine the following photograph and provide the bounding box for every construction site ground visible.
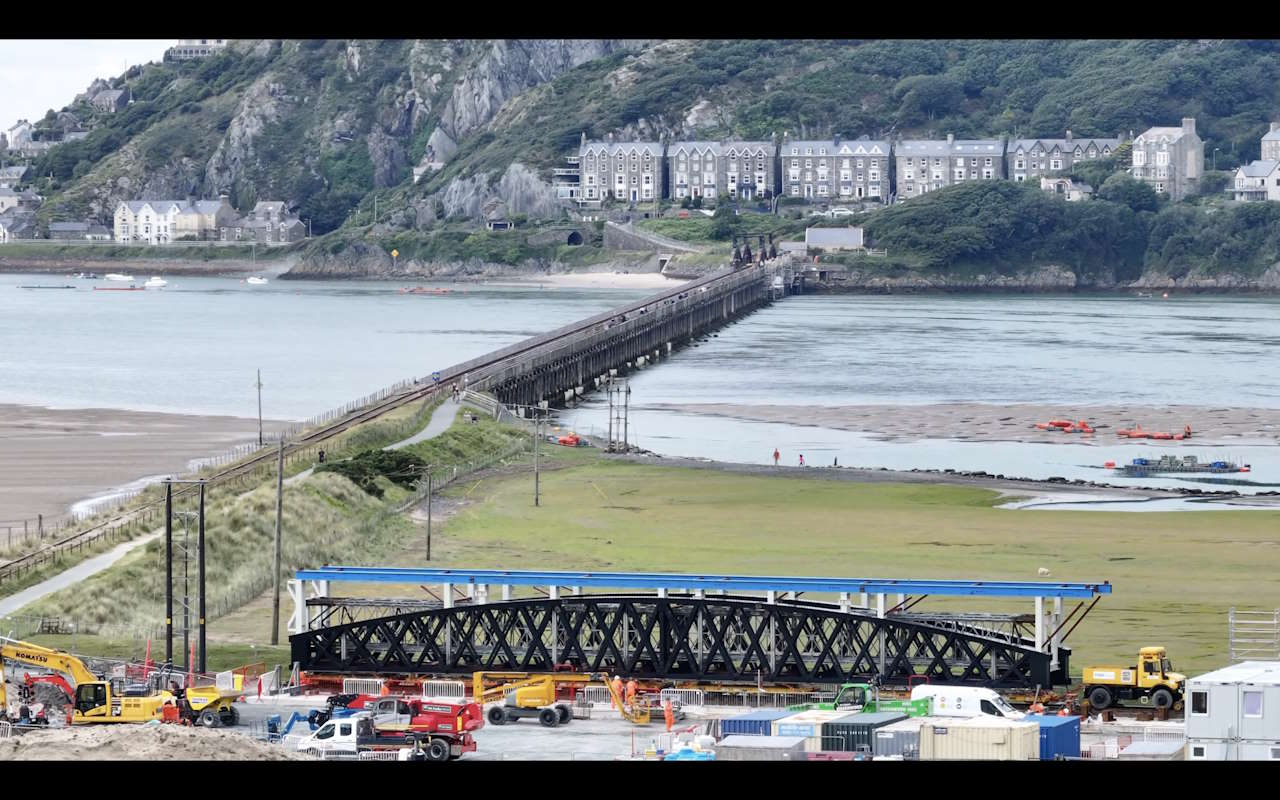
[232,697,699,760]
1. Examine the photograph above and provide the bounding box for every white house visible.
[1040,176,1094,201]
[1230,160,1280,202]
[114,196,236,244]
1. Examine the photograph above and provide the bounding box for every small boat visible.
[144,276,168,289]
[246,276,268,285]
[105,273,135,282]
[1034,419,1094,434]
[76,272,100,280]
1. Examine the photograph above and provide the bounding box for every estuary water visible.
[1,273,650,420]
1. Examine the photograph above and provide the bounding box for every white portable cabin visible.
[1185,660,1280,760]
[909,685,1025,719]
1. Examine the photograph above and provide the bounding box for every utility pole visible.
[534,415,541,507]
[256,369,263,446]
[624,383,631,454]
[270,439,284,645]
[165,481,173,664]
[198,481,206,675]
[606,377,614,451]
[426,467,433,561]
[373,195,377,226]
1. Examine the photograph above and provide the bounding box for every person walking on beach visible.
[798,454,805,467]
[773,448,780,467]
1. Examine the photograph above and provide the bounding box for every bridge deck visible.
[297,566,1111,599]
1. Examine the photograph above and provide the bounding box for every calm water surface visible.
[1,274,649,419]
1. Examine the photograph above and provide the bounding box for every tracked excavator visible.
[0,637,241,726]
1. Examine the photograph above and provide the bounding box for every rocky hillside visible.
[14,39,1280,281]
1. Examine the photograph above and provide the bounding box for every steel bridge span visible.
[288,568,1112,689]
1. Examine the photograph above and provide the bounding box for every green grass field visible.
[411,458,1280,677]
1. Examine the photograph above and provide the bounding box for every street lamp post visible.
[1213,148,1220,172]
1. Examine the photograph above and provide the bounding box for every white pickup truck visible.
[295,712,478,762]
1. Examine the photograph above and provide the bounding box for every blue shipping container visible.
[1027,714,1081,760]
[720,709,796,737]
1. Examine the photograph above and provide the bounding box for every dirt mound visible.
[0,723,313,761]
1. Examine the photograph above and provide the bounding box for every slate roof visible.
[1008,137,1120,154]
[0,166,30,181]
[117,199,229,215]
[579,141,664,159]
[49,221,90,232]
[721,141,773,156]
[1135,126,1190,144]
[668,142,720,157]
[253,200,286,216]
[1263,127,1280,142]
[1239,159,1280,178]
[805,226,864,248]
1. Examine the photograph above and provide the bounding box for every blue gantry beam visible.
[296,566,1111,599]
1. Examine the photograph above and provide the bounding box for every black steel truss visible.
[291,594,1066,688]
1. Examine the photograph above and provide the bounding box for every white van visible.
[909,685,1025,719]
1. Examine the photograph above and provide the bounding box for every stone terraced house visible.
[895,134,1005,199]
[1007,132,1121,182]
[1130,118,1203,202]
[578,138,664,203]
[720,141,776,201]
[781,138,890,203]
[668,141,720,202]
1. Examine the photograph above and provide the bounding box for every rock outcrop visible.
[204,74,289,194]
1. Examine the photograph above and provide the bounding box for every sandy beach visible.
[488,271,689,290]
[654,402,1280,446]
[0,404,287,531]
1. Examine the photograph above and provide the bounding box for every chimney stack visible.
[946,133,954,146]
[1271,122,1280,133]
[1065,130,1073,142]
[1182,117,1196,135]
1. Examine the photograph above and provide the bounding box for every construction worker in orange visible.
[772,448,780,467]
[611,675,624,711]
[663,699,675,731]
[625,678,639,708]
[1057,706,1071,717]
[380,682,391,697]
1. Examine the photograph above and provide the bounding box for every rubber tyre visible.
[1087,686,1113,710]
[1151,688,1175,710]
[538,708,559,728]
[426,739,450,762]
[556,705,572,726]
[487,706,507,725]
[199,709,220,728]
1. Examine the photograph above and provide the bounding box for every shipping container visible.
[872,715,951,759]
[771,708,857,751]
[919,715,1040,761]
[822,711,908,753]
[719,708,796,737]
[1027,713,1081,760]
[1185,661,1280,746]
[714,735,808,761]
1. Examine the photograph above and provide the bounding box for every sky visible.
[0,40,170,135]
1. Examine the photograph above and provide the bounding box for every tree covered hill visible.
[13,39,1280,246]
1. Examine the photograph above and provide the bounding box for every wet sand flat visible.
[0,403,285,529]
[653,402,1280,446]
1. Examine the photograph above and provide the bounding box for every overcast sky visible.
[1,40,170,135]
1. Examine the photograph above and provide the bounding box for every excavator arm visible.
[1,637,100,686]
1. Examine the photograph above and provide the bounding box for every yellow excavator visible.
[472,671,650,726]
[0,637,241,726]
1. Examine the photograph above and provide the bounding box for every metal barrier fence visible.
[581,686,613,705]
[659,689,705,708]
[358,751,402,761]
[343,678,384,696]
[422,680,466,699]
[0,722,11,740]
[703,691,833,709]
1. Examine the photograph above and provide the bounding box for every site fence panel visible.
[357,751,401,761]
[1142,728,1186,743]
[581,686,613,706]
[343,678,384,696]
[659,689,705,708]
[0,722,11,740]
[422,680,466,699]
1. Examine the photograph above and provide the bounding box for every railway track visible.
[0,264,763,584]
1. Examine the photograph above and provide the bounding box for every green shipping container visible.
[821,711,909,753]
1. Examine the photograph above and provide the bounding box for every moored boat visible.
[246,276,268,285]
[144,276,168,289]
[104,273,135,282]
